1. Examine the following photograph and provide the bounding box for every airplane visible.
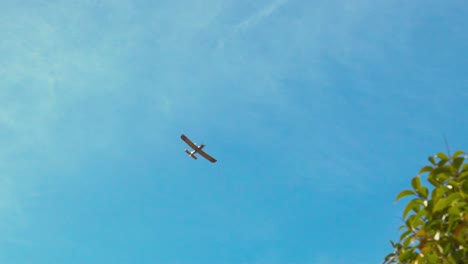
[180,134,217,163]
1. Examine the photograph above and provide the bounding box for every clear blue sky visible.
[1,1,467,263]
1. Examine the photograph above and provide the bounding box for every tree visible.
[384,150,468,264]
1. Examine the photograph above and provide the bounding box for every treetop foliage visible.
[384,150,468,264]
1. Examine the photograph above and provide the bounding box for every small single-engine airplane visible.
[180,134,217,163]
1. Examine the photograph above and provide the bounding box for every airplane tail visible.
[185,149,197,159]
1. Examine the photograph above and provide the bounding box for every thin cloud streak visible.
[235,0,290,32]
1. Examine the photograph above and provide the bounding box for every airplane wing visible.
[197,149,217,163]
[180,134,198,150]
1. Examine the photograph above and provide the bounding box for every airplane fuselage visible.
[186,144,205,156]
[192,144,205,152]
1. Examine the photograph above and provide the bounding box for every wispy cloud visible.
[235,0,290,32]
[0,1,147,234]
[210,0,424,193]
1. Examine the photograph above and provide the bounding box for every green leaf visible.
[400,229,412,241]
[396,190,415,201]
[403,199,423,219]
[428,174,441,187]
[432,186,448,201]
[462,163,468,172]
[452,157,465,171]
[413,208,427,224]
[424,200,433,214]
[402,235,413,249]
[448,179,458,189]
[403,204,414,220]
[432,167,452,175]
[447,216,460,233]
[400,249,417,261]
[438,159,448,167]
[436,243,444,254]
[448,205,461,218]
[410,215,424,229]
[434,171,449,182]
[419,165,434,175]
[460,171,468,181]
[433,193,462,213]
[446,256,458,264]
[383,253,396,262]
[461,180,468,195]
[429,156,436,165]
[426,253,439,263]
[453,150,466,158]
[437,152,449,161]
[416,186,428,199]
[430,167,452,185]
[411,176,422,191]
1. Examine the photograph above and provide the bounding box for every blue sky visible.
[0,0,467,263]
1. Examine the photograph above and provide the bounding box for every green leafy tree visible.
[384,150,468,264]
